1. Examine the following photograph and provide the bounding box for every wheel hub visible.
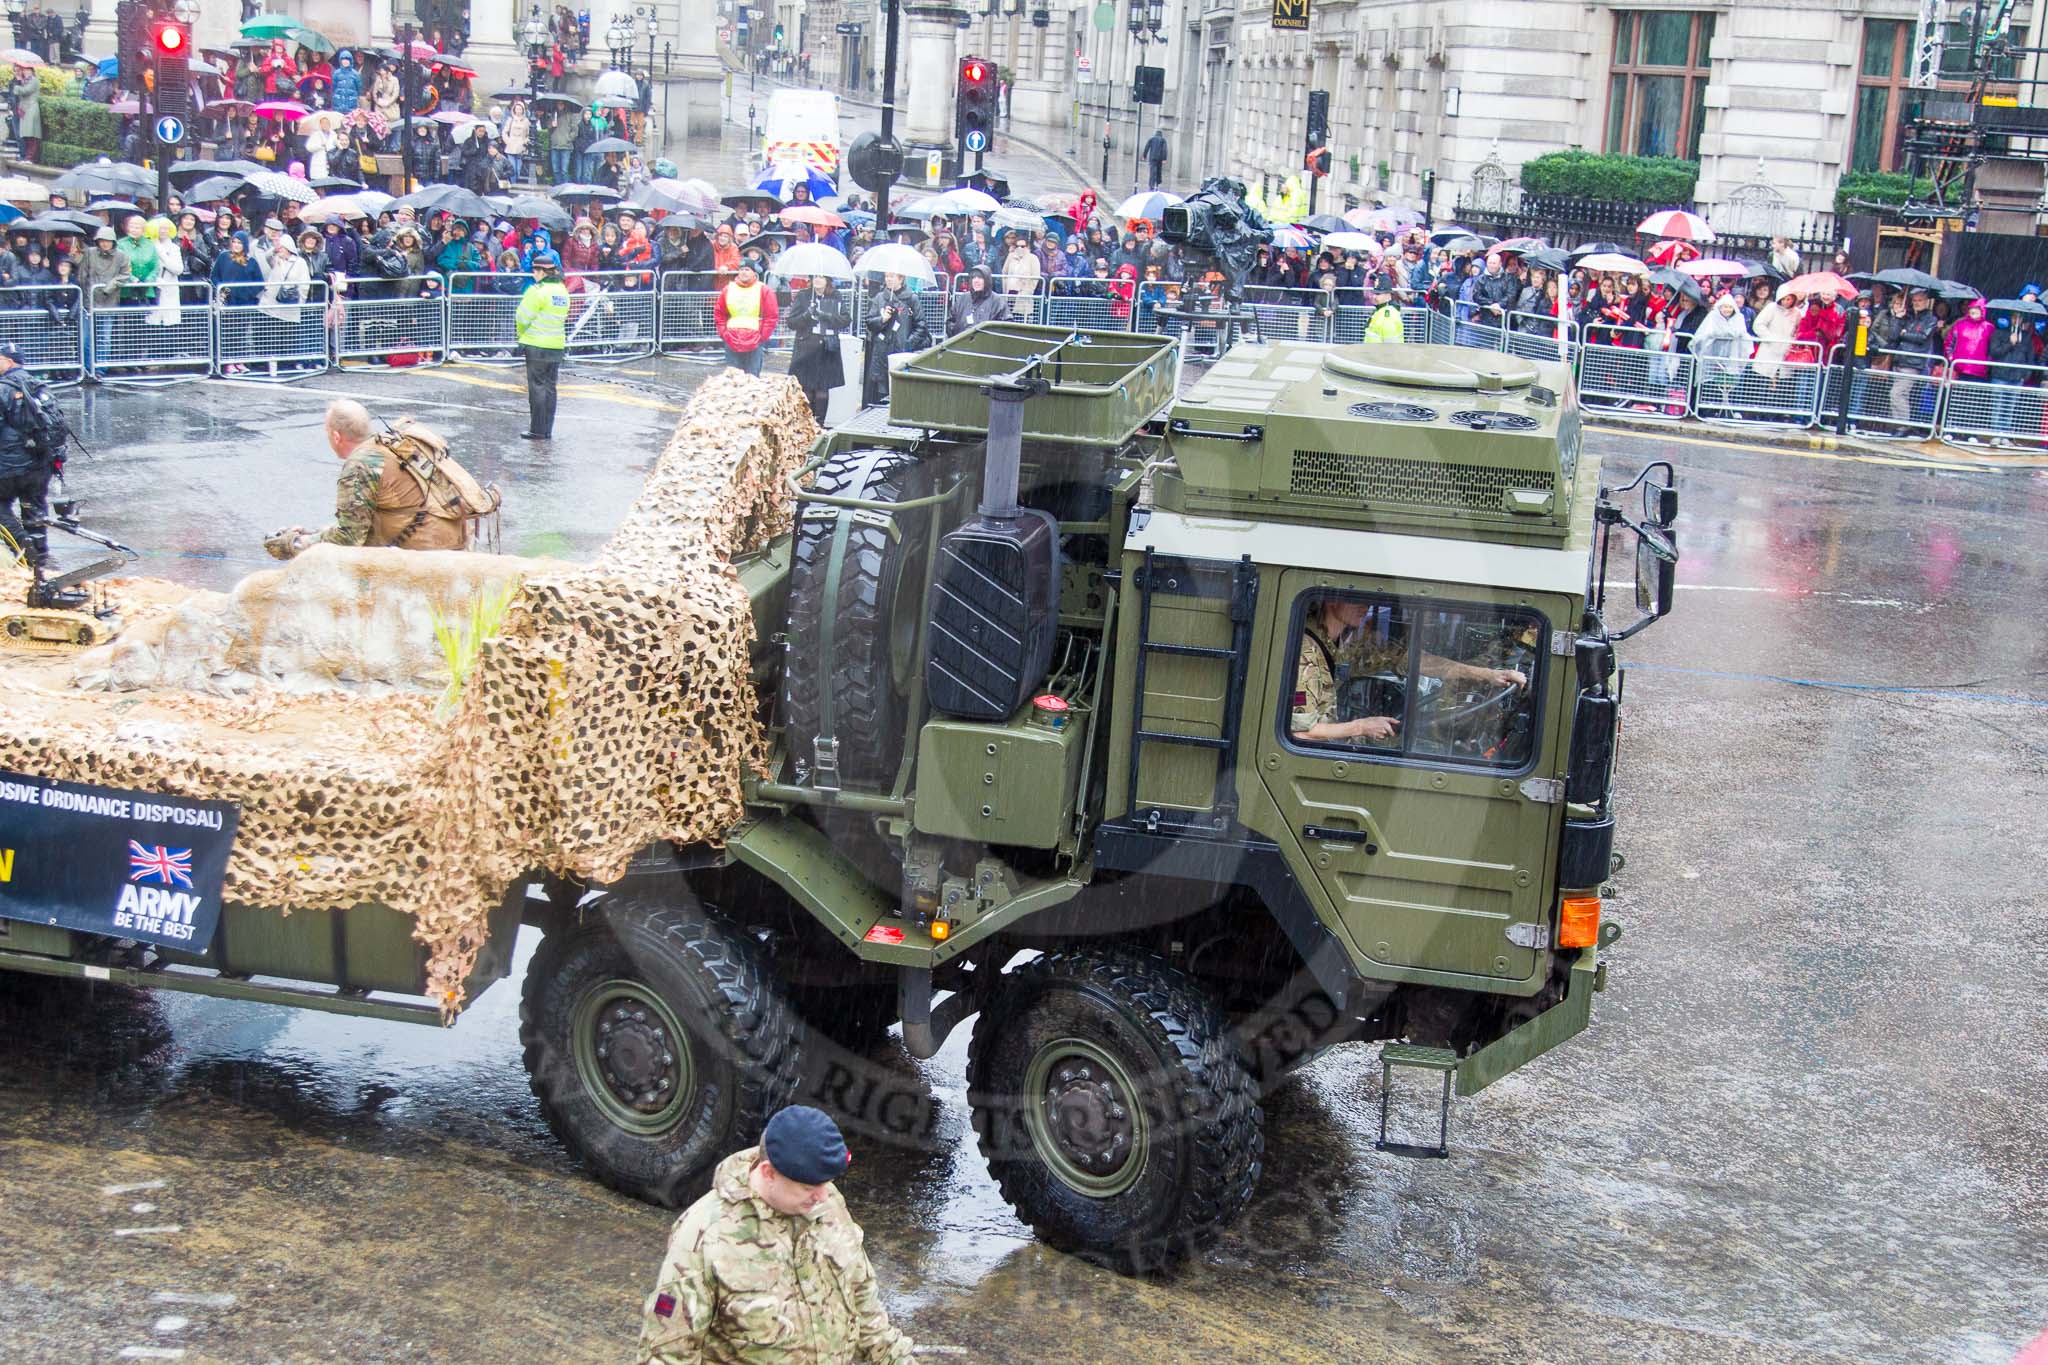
[572,982,694,1134]
[1023,1038,1148,1196]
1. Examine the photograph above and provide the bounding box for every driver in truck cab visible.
[1291,595,1529,746]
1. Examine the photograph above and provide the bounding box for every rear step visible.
[1375,1043,1458,1159]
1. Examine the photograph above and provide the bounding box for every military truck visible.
[0,327,1677,1272]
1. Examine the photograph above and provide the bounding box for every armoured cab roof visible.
[1160,341,1584,546]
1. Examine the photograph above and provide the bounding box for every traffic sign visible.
[964,128,988,153]
[154,114,184,146]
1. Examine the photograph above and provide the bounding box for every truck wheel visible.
[782,446,934,788]
[966,946,1264,1273]
[519,892,802,1207]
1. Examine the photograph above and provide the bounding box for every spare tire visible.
[782,446,935,789]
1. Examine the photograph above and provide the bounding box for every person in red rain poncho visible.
[1791,290,1845,364]
[1944,299,1993,380]
[1071,190,1096,238]
[261,39,299,97]
[1108,262,1136,322]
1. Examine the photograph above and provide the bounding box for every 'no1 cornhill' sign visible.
[1272,0,1309,30]
[0,771,239,952]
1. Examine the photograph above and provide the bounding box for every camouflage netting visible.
[0,371,820,1012]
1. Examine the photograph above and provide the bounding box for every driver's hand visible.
[1493,668,1528,689]
[1350,716,1399,743]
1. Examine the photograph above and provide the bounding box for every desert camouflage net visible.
[0,371,820,1011]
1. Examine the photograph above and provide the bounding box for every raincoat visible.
[1944,301,1993,379]
[1751,299,1799,379]
[332,52,360,113]
[147,218,183,327]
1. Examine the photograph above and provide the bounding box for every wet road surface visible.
[2,363,2046,1363]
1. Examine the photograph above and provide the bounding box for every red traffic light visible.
[154,21,186,52]
[963,60,986,83]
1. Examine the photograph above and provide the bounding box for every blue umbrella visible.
[840,208,875,226]
[752,165,835,204]
[0,205,22,225]
[95,57,119,77]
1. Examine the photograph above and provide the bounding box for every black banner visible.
[1273,0,1309,31]
[0,771,239,952]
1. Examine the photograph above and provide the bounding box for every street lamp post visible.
[642,10,657,150]
[3,0,23,53]
[398,20,415,190]
[1128,0,1164,193]
[524,5,551,95]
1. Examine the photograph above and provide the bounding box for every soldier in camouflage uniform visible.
[638,1106,914,1365]
[265,400,476,559]
[1291,596,1527,746]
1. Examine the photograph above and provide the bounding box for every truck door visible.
[1253,569,1559,983]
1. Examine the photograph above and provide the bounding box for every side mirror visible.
[1635,531,1676,619]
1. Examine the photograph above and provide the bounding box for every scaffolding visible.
[1897,0,2048,226]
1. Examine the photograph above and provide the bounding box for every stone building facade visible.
[1068,0,2038,235]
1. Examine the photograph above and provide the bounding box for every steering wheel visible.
[1416,646,1536,743]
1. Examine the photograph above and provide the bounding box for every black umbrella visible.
[395,183,497,218]
[1935,279,1982,302]
[54,161,154,199]
[1437,234,1485,256]
[46,209,106,232]
[1988,297,2048,316]
[586,136,637,155]
[1567,240,1631,264]
[506,194,571,232]
[182,175,248,202]
[722,190,781,213]
[1874,266,1944,292]
[490,86,533,102]
[17,215,86,235]
[85,199,144,216]
[1739,258,1784,282]
[1524,247,1571,274]
[1300,213,1347,233]
[530,92,581,111]
[310,175,362,191]
[552,182,621,203]
[1648,265,1703,301]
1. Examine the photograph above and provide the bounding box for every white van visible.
[757,89,843,181]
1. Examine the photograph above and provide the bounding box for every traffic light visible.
[152,16,191,119]
[956,56,996,150]
[1305,89,1329,157]
[116,0,146,92]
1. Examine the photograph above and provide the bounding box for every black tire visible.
[782,446,933,788]
[519,891,802,1207]
[966,946,1264,1274]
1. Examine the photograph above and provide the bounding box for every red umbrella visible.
[1781,271,1856,299]
[1637,208,1714,241]
[780,204,846,229]
[434,61,478,79]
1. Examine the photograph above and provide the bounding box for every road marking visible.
[1625,661,2048,709]
[102,1180,167,1195]
[150,1292,235,1308]
[431,365,686,412]
[130,1202,157,1214]
[1591,423,2034,473]
[117,1349,185,1360]
[153,1316,190,1334]
[113,1225,183,1237]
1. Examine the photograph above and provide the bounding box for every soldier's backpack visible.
[373,418,503,551]
[15,377,71,470]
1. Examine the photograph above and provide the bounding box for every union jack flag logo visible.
[128,842,194,888]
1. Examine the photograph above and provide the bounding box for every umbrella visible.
[0,177,49,204]
[586,136,638,154]
[174,158,267,183]
[1636,208,1714,241]
[1032,191,1086,215]
[299,109,349,135]
[751,166,835,203]
[309,175,362,191]
[239,15,308,39]
[45,209,107,231]
[432,61,478,80]
[386,38,437,61]
[1269,226,1314,250]
[0,47,45,67]
[552,183,621,203]
[628,179,721,216]
[593,69,639,98]
[927,186,1002,214]
[1648,265,1703,301]
[297,190,392,223]
[1741,259,1785,282]
[204,98,254,116]
[1113,190,1182,221]
[1296,212,1347,233]
[106,98,142,115]
[990,206,1043,232]
[432,110,485,127]
[890,198,942,220]
[1524,248,1572,274]
[530,92,582,111]
[186,57,225,77]
[229,36,272,51]
[1872,266,1943,292]
[1494,236,1547,253]
[1577,252,1649,275]
[590,93,638,110]
[183,175,249,202]
[1988,297,2048,317]
[253,100,309,120]
[1779,271,1856,299]
[1436,234,1486,256]
[1935,279,1981,302]
[781,204,846,229]
[17,215,86,235]
[86,199,143,217]
[1644,239,1701,266]
[397,184,496,218]
[243,170,317,204]
[1356,205,1423,230]
[853,242,935,283]
[54,162,155,199]
[1566,241,1632,264]
[768,243,855,279]
[1678,257,1751,279]
[1320,231,1380,254]
[506,195,571,232]
[842,209,876,227]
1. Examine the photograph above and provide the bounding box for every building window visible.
[1604,10,1715,159]
[1853,19,1910,173]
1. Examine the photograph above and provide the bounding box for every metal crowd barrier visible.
[1450,305,1513,351]
[1690,347,1826,430]
[1815,347,1945,441]
[1936,355,2048,450]
[93,282,214,385]
[1576,325,1695,420]
[1504,310,1575,365]
[447,271,530,362]
[215,279,331,380]
[334,276,446,368]
[657,271,722,356]
[0,286,85,384]
[563,269,658,362]
[1043,277,1125,331]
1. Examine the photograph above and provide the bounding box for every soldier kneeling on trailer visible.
[638,1105,914,1365]
[266,399,501,560]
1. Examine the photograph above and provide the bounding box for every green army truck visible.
[0,326,1678,1273]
